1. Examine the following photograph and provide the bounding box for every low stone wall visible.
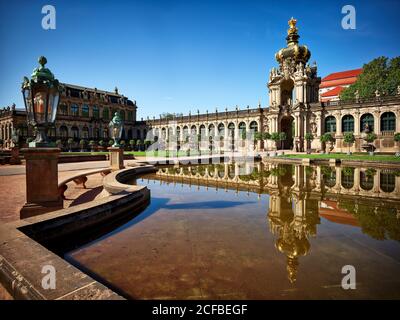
[0,164,156,300]
[58,154,135,163]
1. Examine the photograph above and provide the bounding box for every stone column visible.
[108,147,124,170]
[20,148,63,219]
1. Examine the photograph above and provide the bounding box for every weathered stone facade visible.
[0,84,147,149]
[146,18,400,153]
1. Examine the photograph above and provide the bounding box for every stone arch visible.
[380,112,396,132]
[324,115,336,133]
[342,114,354,133]
[360,113,374,132]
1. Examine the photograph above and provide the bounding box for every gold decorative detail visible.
[288,17,298,35]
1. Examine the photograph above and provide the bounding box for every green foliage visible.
[55,139,62,145]
[254,132,263,141]
[320,133,334,143]
[67,138,74,144]
[144,140,152,146]
[365,132,377,143]
[26,137,34,143]
[89,140,96,146]
[129,139,136,146]
[305,133,314,141]
[108,139,114,146]
[270,132,280,141]
[339,200,400,241]
[136,139,142,145]
[342,167,355,177]
[120,140,126,146]
[79,139,86,145]
[394,133,400,142]
[98,140,104,146]
[365,168,377,177]
[279,132,287,141]
[343,132,355,144]
[340,56,400,100]
[262,132,271,140]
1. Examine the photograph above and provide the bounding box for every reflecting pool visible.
[65,163,400,299]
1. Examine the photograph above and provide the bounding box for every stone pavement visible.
[0,159,143,300]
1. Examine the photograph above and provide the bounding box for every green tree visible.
[340,56,400,100]
[270,132,280,150]
[344,133,355,154]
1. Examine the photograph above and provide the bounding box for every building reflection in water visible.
[152,161,400,283]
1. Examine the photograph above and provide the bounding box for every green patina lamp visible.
[21,56,60,147]
[109,111,123,147]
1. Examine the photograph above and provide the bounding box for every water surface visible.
[65,163,400,299]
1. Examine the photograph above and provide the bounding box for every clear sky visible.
[0,0,399,119]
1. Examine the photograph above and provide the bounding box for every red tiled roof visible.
[321,86,344,97]
[319,78,359,88]
[322,68,362,82]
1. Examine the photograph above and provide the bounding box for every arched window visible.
[103,108,110,120]
[380,172,395,193]
[250,121,258,133]
[71,127,79,138]
[218,123,225,136]
[71,104,79,117]
[381,112,396,132]
[199,124,206,135]
[360,113,374,132]
[341,168,354,189]
[176,127,181,140]
[342,115,354,133]
[82,105,89,117]
[127,111,133,121]
[59,103,68,115]
[360,171,374,191]
[137,129,142,140]
[93,128,100,139]
[325,116,336,133]
[82,127,89,139]
[92,105,99,119]
[120,110,125,121]
[59,126,68,138]
[238,122,246,135]
[209,124,215,136]
[190,125,197,135]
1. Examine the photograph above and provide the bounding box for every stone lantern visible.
[21,56,60,147]
[20,57,63,218]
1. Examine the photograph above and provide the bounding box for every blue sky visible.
[0,0,399,119]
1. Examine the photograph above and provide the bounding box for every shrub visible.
[365,132,377,143]
[320,133,334,143]
[262,132,271,140]
[394,133,400,142]
[305,133,314,141]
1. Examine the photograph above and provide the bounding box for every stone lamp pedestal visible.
[108,147,124,170]
[10,147,22,165]
[20,148,63,219]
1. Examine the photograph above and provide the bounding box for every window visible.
[342,115,354,133]
[127,111,133,121]
[120,110,125,121]
[381,112,396,132]
[71,127,79,138]
[82,127,89,139]
[103,108,109,120]
[93,105,99,119]
[82,105,89,117]
[325,116,336,133]
[59,104,68,115]
[60,126,68,138]
[250,121,258,133]
[71,104,79,116]
[380,172,395,193]
[360,113,374,132]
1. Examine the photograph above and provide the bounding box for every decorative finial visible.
[288,17,298,34]
[38,56,47,68]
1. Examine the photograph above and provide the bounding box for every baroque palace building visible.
[1,17,400,152]
[146,18,400,153]
[0,83,148,149]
